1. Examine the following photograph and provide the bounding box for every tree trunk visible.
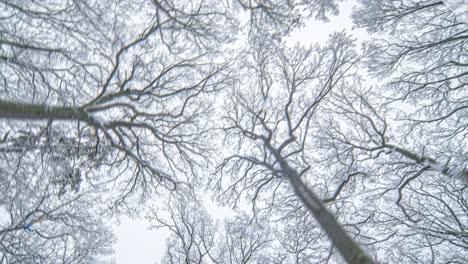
[282,162,374,264]
[0,100,87,121]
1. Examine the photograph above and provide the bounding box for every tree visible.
[353,0,468,181]
[0,0,234,261]
[152,193,368,264]
[213,32,374,263]
[0,0,237,205]
[150,195,218,263]
[313,86,467,262]
[289,1,468,262]
[0,143,114,263]
[272,211,331,263]
[234,0,342,37]
[149,195,272,264]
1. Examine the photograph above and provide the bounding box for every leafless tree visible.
[213,32,374,263]
[271,211,331,263]
[149,195,272,264]
[311,83,468,263]
[0,0,236,206]
[0,0,234,261]
[218,214,272,264]
[317,2,468,261]
[234,0,342,37]
[0,145,114,263]
[151,196,218,264]
[353,0,468,181]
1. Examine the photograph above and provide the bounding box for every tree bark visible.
[263,137,373,263]
[0,100,88,121]
[281,160,374,264]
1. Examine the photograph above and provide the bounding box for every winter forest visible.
[0,0,467,263]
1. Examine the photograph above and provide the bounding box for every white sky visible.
[113,1,365,263]
[113,216,168,264]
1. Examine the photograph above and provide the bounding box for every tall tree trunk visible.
[0,100,87,121]
[283,161,374,264]
[264,139,374,263]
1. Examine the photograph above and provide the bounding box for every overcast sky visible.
[113,216,168,264]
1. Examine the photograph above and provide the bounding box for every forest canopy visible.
[0,0,466,263]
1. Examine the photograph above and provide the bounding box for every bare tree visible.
[315,3,468,261]
[213,32,374,263]
[0,145,114,263]
[218,214,272,264]
[151,196,218,264]
[149,195,271,264]
[0,0,234,261]
[353,0,468,181]
[152,193,362,264]
[234,0,342,37]
[311,84,468,263]
[272,212,331,263]
[0,0,345,210]
[0,0,237,206]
